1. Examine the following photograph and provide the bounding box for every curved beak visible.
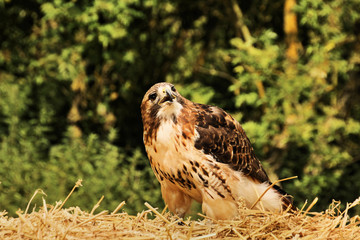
[159,88,176,104]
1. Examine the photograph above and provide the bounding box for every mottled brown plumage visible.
[141,82,295,220]
[193,103,269,183]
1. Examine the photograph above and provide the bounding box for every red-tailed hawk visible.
[141,82,294,220]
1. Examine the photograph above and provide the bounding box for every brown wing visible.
[193,103,270,183]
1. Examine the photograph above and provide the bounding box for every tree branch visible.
[230,0,252,44]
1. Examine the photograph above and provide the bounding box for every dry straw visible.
[1,180,360,239]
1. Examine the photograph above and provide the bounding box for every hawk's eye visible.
[149,92,157,101]
[171,86,176,92]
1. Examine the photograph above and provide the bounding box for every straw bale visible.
[1,183,360,239]
[1,199,359,239]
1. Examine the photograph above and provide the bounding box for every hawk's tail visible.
[273,184,297,212]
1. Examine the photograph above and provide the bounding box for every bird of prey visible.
[141,82,294,220]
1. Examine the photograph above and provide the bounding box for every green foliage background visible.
[1,0,360,215]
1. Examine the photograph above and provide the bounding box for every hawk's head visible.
[141,82,185,123]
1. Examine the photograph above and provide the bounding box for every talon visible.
[177,219,186,226]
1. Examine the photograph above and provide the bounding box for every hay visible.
[1,181,360,239]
